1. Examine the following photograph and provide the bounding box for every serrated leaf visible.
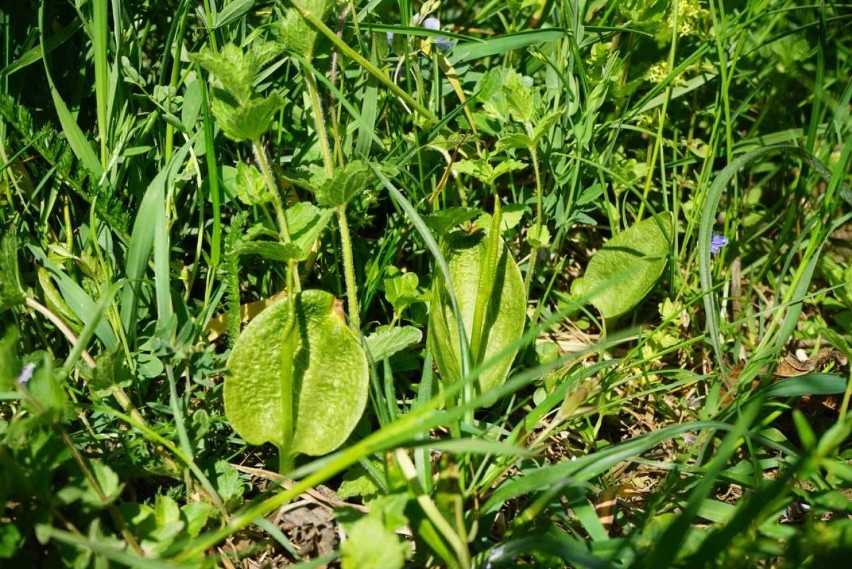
[225,289,369,456]
[571,214,672,318]
[213,460,245,510]
[286,202,334,259]
[495,132,533,152]
[279,0,334,59]
[232,203,332,262]
[428,229,526,397]
[314,160,374,208]
[211,91,283,142]
[192,44,254,103]
[422,207,481,236]
[235,161,272,205]
[365,326,422,361]
[504,69,534,123]
[531,108,562,143]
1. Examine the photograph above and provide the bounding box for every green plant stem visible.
[336,205,361,330]
[278,301,298,475]
[524,145,544,296]
[251,139,301,292]
[302,64,334,178]
[302,60,361,330]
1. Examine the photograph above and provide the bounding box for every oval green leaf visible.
[225,289,369,456]
[427,229,526,397]
[571,213,672,318]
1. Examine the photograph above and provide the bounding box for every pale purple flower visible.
[710,235,728,255]
[386,14,454,52]
[419,15,455,51]
[17,363,35,387]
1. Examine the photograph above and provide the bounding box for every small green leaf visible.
[503,69,534,123]
[192,44,254,103]
[528,225,551,249]
[232,241,302,262]
[82,461,123,507]
[338,461,381,501]
[495,132,533,152]
[531,108,562,143]
[286,202,334,259]
[225,290,369,456]
[571,213,672,318]
[475,203,527,233]
[232,203,332,262]
[453,158,525,186]
[422,207,481,236]
[383,266,422,316]
[313,160,374,208]
[428,229,526,396]
[341,516,409,569]
[0,524,21,559]
[235,161,271,205]
[278,0,336,59]
[211,91,284,142]
[213,460,245,511]
[365,326,423,361]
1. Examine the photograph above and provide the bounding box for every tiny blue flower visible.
[17,363,35,387]
[420,16,455,51]
[710,235,728,255]
[386,31,394,45]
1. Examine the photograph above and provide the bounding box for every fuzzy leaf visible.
[504,69,534,123]
[286,202,334,259]
[571,214,672,318]
[235,161,271,205]
[428,229,526,397]
[279,0,335,59]
[313,160,374,208]
[211,92,284,142]
[225,290,369,456]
